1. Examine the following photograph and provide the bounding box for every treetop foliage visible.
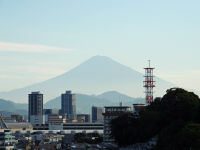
[110,88,200,149]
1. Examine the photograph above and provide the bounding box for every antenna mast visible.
[144,60,155,105]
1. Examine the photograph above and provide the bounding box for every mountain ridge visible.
[0,98,28,116]
[44,91,145,114]
[0,91,144,116]
[0,55,174,103]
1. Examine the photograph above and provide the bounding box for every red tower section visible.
[144,60,155,105]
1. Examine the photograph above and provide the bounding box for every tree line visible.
[110,88,200,150]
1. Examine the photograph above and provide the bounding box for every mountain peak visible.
[90,55,109,59]
[0,55,173,103]
[69,55,139,76]
[83,55,120,66]
[64,55,141,80]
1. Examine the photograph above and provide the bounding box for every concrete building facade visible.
[92,106,103,123]
[0,130,15,149]
[77,114,90,123]
[44,109,60,123]
[48,115,66,125]
[28,92,44,125]
[61,91,76,120]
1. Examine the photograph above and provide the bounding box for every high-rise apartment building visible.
[92,106,103,123]
[28,91,44,125]
[61,91,76,120]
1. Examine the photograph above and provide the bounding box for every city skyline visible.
[0,0,200,94]
[1,1,199,148]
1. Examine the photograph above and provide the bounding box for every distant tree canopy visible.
[74,132,103,144]
[110,88,200,149]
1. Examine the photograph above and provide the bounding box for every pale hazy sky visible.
[0,0,200,93]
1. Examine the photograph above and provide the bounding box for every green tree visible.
[74,133,86,143]
[110,114,139,146]
[110,88,200,149]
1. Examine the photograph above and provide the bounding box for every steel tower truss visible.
[144,60,155,105]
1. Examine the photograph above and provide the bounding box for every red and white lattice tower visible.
[144,60,155,105]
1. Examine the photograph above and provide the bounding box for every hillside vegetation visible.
[111,88,200,150]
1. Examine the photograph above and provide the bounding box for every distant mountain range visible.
[0,55,174,103]
[0,98,28,116]
[45,91,145,114]
[0,91,144,115]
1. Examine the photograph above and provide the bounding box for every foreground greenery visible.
[74,133,103,144]
[110,88,200,150]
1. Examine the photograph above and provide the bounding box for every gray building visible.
[28,91,44,125]
[44,109,60,123]
[61,91,76,120]
[92,106,103,123]
[44,109,60,115]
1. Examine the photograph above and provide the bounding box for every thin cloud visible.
[0,41,71,53]
[0,65,66,76]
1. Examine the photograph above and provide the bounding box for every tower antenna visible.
[144,60,155,105]
[148,60,150,68]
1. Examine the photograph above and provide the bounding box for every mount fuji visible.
[0,56,174,103]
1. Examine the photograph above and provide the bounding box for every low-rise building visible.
[6,122,33,130]
[77,114,90,123]
[33,124,49,130]
[30,115,45,125]
[48,115,66,125]
[34,134,63,149]
[48,115,66,130]
[44,109,60,123]
[63,122,103,132]
[133,104,146,113]
[11,115,24,122]
[0,130,16,149]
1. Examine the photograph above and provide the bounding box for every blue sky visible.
[0,0,200,93]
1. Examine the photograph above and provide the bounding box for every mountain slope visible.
[0,98,28,116]
[45,94,109,114]
[97,91,144,103]
[0,56,174,103]
[0,91,143,115]
[44,91,145,114]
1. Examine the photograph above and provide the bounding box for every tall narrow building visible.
[28,91,44,125]
[92,106,103,123]
[61,91,76,120]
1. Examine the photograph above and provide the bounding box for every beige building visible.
[48,115,66,125]
[48,115,66,130]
